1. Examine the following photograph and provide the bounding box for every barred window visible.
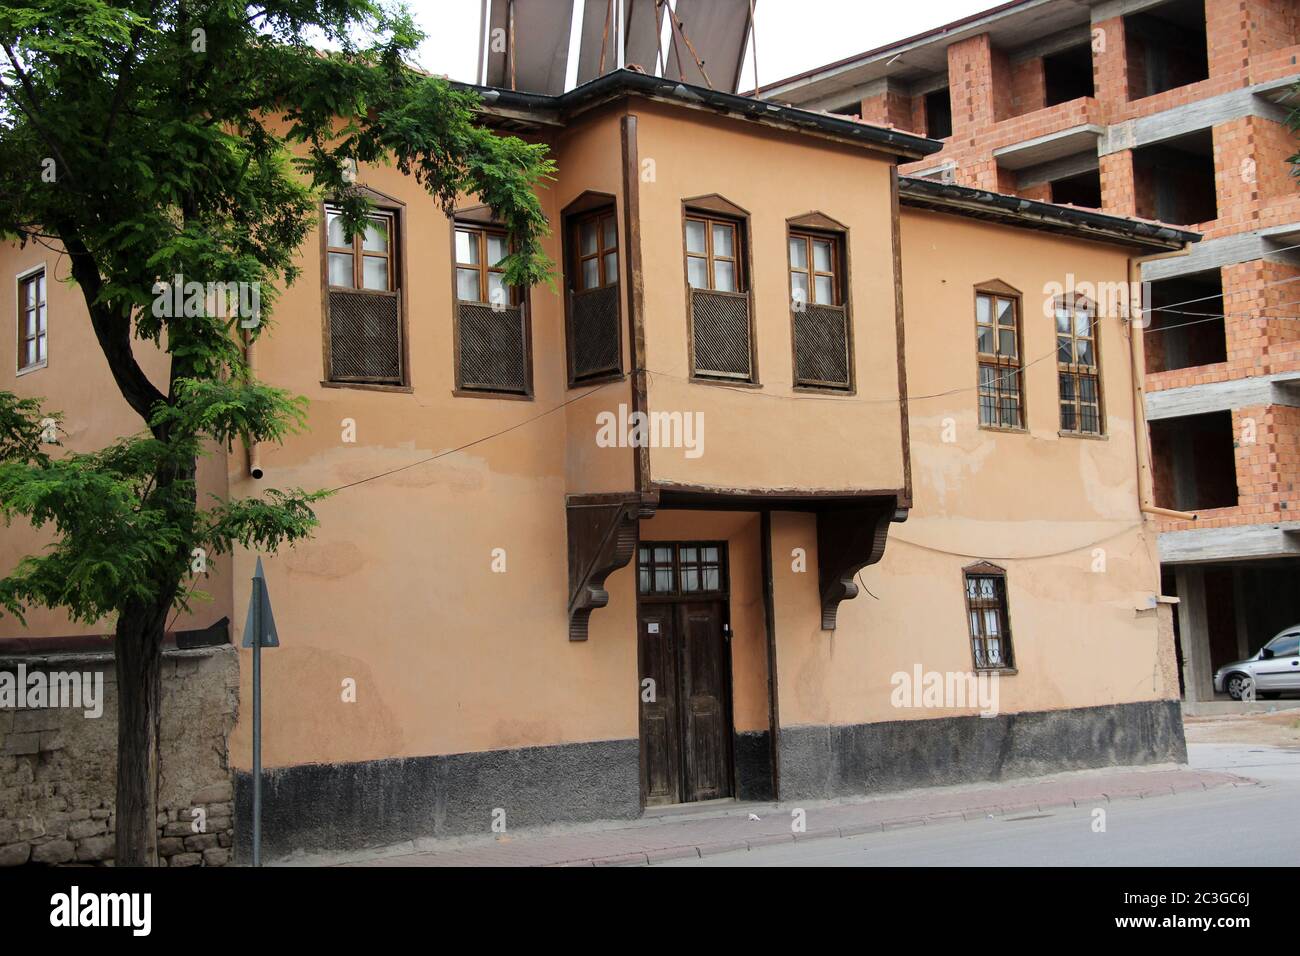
[963,564,1014,670]
[975,289,1024,429]
[455,221,529,395]
[1056,296,1103,435]
[18,267,46,372]
[567,208,621,383]
[686,212,752,381]
[789,230,851,390]
[324,205,403,385]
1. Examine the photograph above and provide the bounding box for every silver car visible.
[1214,626,1300,700]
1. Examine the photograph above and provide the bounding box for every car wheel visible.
[1224,672,1251,701]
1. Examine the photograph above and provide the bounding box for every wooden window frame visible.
[974,282,1026,432]
[454,223,519,308]
[787,230,842,308]
[637,541,729,601]
[1055,294,1106,438]
[572,209,619,293]
[682,196,758,387]
[319,191,409,391]
[962,562,1016,672]
[450,209,533,401]
[325,206,397,293]
[562,192,624,387]
[786,214,855,393]
[16,264,47,375]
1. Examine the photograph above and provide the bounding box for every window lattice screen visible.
[794,304,850,388]
[328,290,401,383]
[691,289,751,379]
[570,285,620,380]
[458,302,528,393]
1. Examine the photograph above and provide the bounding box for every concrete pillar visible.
[1232,567,1251,660]
[1174,566,1215,701]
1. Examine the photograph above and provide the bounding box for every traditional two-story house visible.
[0,69,1197,863]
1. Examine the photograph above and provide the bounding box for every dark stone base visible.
[733,730,774,801]
[234,700,1186,859]
[778,699,1187,800]
[235,737,640,861]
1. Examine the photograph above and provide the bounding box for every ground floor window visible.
[963,562,1014,670]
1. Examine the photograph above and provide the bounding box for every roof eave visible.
[898,178,1202,252]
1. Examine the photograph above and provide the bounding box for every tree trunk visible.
[113,597,169,866]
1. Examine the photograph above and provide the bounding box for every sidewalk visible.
[302,763,1251,868]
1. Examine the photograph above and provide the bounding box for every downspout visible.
[243,330,264,480]
[1127,247,1195,523]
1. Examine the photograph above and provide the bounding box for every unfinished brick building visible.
[765,0,1300,702]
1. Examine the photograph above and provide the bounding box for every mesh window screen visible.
[328,290,401,383]
[691,290,751,379]
[570,285,620,380]
[458,302,528,393]
[793,304,850,388]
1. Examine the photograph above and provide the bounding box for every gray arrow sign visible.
[241,556,279,648]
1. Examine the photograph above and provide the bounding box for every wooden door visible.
[638,603,681,806]
[676,600,731,802]
[637,598,732,806]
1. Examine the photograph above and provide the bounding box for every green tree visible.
[0,0,553,865]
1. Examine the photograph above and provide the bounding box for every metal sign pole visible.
[242,557,278,868]
[251,573,262,868]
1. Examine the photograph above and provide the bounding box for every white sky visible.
[406,0,999,88]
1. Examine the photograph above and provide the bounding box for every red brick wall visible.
[861,89,919,132]
[1010,56,1045,116]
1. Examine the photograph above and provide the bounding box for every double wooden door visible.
[638,598,732,806]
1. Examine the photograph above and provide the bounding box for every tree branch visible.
[57,225,167,424]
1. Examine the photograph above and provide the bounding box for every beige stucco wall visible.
[772,209,1175,730]
[0,245,232,639]
[225,109,646,770]
[633,102,906,495]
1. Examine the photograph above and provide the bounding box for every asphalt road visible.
[657,743,1300,867]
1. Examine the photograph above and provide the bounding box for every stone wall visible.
[0,644,238,866]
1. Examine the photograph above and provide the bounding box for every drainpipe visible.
[243,331,264,480]
[1127,247,1195,523]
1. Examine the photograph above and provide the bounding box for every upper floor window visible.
[788,222,851,391]
[454,217,530,396]
[975,286,1024,430]
[565,203,622,384]
[788,232,839,307]
[455,224,516,308]
[323,203,404,386]
[574,211,618,292]
[1056,296,1103,436]
[964,563,1014,671]
[686,215,741,293]
[17,267,46,372]
[327,207,396,291]
[684,200,754,382]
